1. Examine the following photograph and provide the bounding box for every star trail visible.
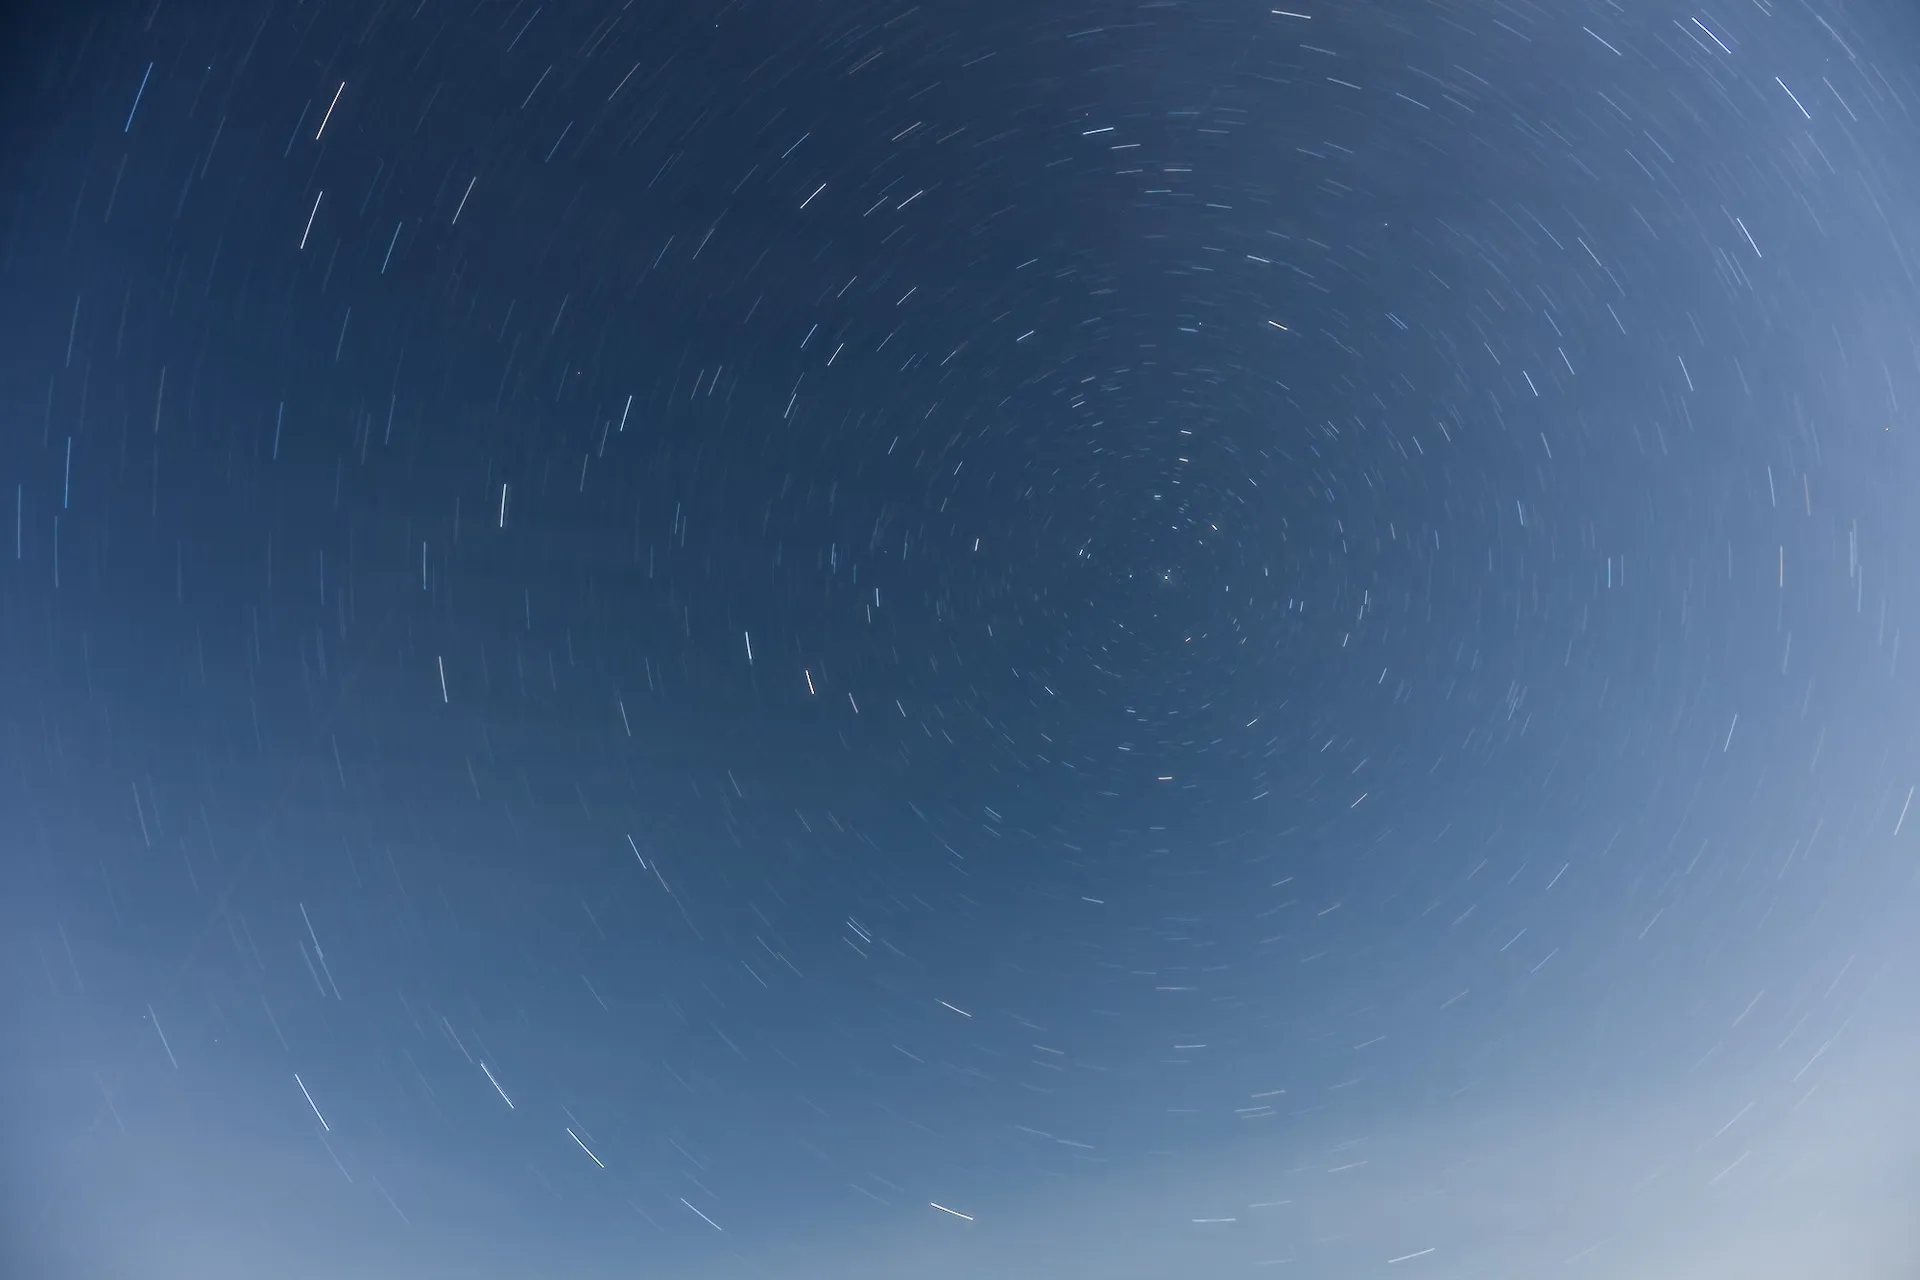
[3,0,1919,1277]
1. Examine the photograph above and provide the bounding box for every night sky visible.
[4,0,1919,1276]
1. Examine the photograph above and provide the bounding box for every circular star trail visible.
[3,1,1919,1277]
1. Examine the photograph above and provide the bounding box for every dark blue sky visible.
[3,1,1918,1276]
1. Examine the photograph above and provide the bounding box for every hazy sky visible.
[2,0,1917,1276]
